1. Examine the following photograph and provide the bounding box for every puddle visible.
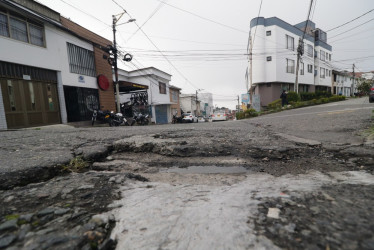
[160,166,249,174]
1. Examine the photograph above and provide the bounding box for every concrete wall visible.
[0,86,7,130]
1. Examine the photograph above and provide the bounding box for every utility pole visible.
[249,35,253,105]
[294,38,304,93]
[352,63,355,96]
[237,95,240,113]
[112,13,135,112]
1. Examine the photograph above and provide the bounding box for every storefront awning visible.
[119,81,148,93]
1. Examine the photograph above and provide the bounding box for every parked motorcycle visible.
[92,110,131,126]
[172,114,183,124]
[132,112,149,126]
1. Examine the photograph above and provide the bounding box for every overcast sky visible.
[36,0,374,109]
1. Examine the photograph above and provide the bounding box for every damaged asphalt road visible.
[0,98,373,249]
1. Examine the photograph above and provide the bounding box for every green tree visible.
[357,79,373,95]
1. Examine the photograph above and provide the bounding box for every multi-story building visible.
[0,0,114,129]
[169,85,181,117]
[180,94,200,116]
[249,17,332,106]
[332,70,351,96]
[117,67,175,124]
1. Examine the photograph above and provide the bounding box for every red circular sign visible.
[97,74,110,90]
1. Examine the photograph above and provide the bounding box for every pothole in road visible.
[160,165,249,174]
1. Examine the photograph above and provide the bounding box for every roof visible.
[169,85,181,90]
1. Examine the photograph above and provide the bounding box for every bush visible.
[315,91,332,99]
[236,112,245,120]
[268,99,282,110]
[287,91,300,102]
[300,92,316,101]
[245,108,258,117]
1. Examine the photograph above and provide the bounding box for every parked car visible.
[182,113,198,123]
[197,116,206,122]
[211,112,228,122]
[369,88,374,103]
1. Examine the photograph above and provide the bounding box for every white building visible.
[180,94,198,116]
[0,0,115,129]
[117,67,175,124]
[197,92,213,117]
[249,17,332,106]
[332,70,351,96]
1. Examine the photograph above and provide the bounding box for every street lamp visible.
[112,14,135,112]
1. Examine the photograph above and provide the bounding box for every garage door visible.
[155,105,168,124]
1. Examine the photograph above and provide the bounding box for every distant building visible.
[332,70,351,96]
[180,94,200,116]
[117,67,175,124]
[249,17,332,106]
[197,92,213,117]
[169,85,182,117]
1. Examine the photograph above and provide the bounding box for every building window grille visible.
[320,67,325,78]
[266,56,272,61]
[286,35,294,51]
[10,17,28,43]
[67,43,96,77]
[307,64,313,73]
[159,82,166,94]
[29,24,44,46]
[266,30,271,36]
[286,59,295,73]
[307,44,313,57]
[0,12,9,37]
[300,62,304,75]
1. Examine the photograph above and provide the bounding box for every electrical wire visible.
[328,17,374,39]
[326,9,374,32]
[155,0,247,34]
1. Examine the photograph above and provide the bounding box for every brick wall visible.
[60,17,116,111]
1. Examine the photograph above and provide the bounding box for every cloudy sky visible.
[36,0,374,109]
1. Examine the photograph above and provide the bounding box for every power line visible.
[156,0,247,34]
[329,17,374,39]
[326,9,374,32]
[126,0,168,43]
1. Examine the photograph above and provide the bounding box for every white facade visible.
[249,17,333,106]
[117,67,174,124]
[180,95,197,115]
[333,71,351,96]
[0,0,107,129]
[198,92,213,117]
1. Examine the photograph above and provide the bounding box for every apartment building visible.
[332,70,351,96]
[0,0,114,129]
[249,17,332,106]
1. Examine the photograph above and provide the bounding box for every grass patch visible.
[61,156,90,173]
[5,214,19,220]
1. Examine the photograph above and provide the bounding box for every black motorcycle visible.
[92,110,130,126]
[132,112,149,126]
[172,114,183,124]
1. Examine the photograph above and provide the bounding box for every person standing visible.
[280,90,288,107]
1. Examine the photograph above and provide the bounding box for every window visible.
[286,59,295,73]
[67,43,96,77]
[329,54,331,61]
[0,12,9,37]
[10,17,28,42]
[171,90,178,102]
[286,35,294,51]
[266,56,272,61]
[266,30,271,36]
[307,64,313,73]
[29,24,44,46]
[307,44,313,57]
[320,67,325,78]
[0,10,45,47]
[159,82,166,94]
[300,62,304,75]
[46,84,55,111]
[320,50,325,61]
